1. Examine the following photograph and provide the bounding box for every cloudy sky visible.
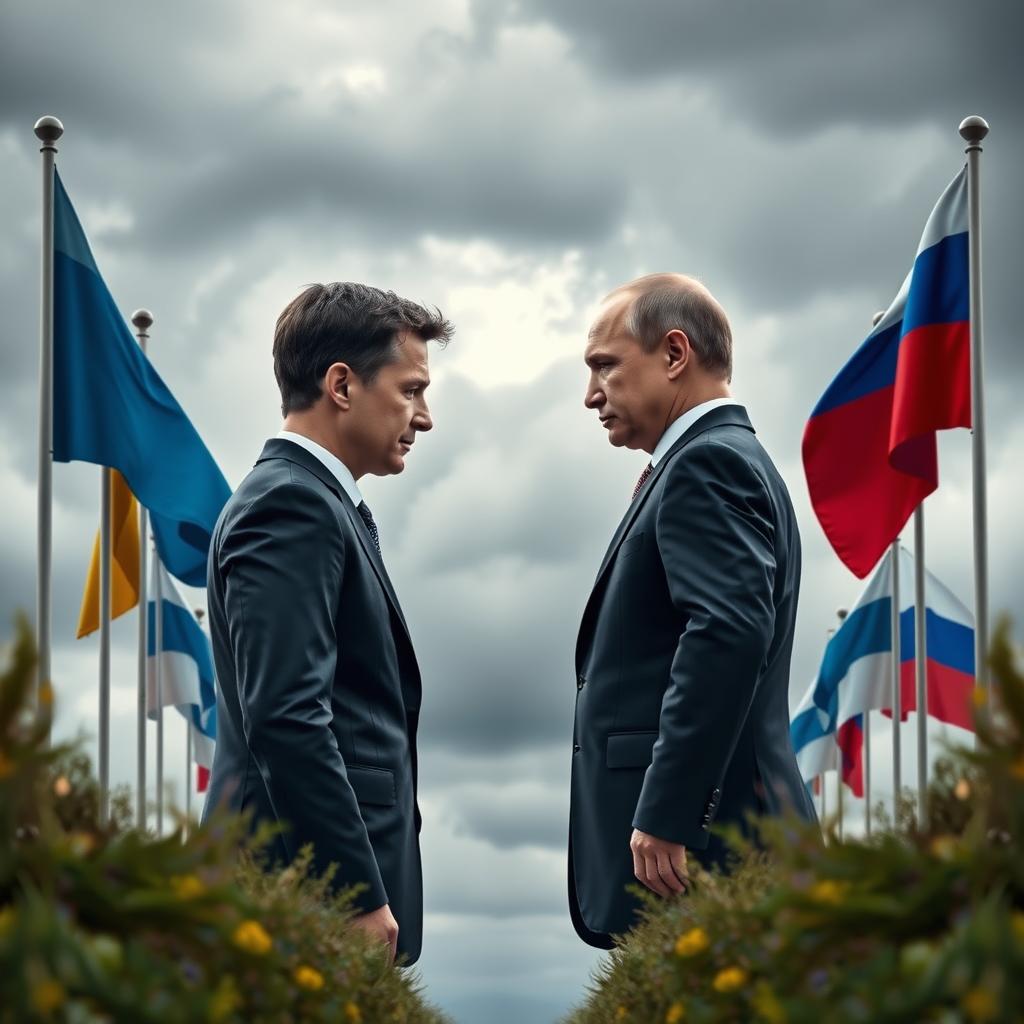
[2,2,1021,1020]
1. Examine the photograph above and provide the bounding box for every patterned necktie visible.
[357,501,381,555]
[631,462,653,502]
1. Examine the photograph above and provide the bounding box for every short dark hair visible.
[273,282,454,415]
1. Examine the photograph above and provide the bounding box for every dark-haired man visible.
[568,273,816,948]
[203,282,452,965]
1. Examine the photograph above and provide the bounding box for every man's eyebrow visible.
[584,351,613,368]
[402,374,431,387]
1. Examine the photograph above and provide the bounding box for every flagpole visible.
[34,115,63,729]
[132,310,152,830]
[959,115,990,702]
[890,540,902,816]
[155,545,164,835]
[185,725,192,833]
[98,468,112,824]
[914,508,928,828]
[820,773,827,824]
[863,710,872,836]
[835,608,849,838]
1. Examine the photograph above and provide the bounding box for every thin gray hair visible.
[615,273,733,382]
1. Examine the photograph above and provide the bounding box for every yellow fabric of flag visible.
[76,470,141,638]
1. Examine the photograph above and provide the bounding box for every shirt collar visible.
[276,430,363,506]
[649,397,740,467]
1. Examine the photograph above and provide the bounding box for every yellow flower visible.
[31,979,65,1013]
[69,832,95,857]
[1009,756,1024,781]
[808,880,848,905]
[615,1008,628,1021]
[294,965,325,991]
[665,1002,685,1023]
[53,776,71,798]
[171,875,205,900]
[209,976,240,1022]
[232,919,272,956]
[712,966,748,994]
[961,986,998,1022]
[674,927,710,957]
[344,1002,362,1023]
[930,835,957,861]
[954,778,972,800]
[752,982,786,1023]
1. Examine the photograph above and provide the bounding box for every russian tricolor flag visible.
[803,169,971,578]
[791,546,974,795]
[146,558,217,793]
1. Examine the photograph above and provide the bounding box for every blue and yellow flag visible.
[52,170,231,586]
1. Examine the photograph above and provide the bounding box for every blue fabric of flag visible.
[51,169,231,586]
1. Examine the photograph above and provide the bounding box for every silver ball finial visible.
[959,115,989,146]
[836,608,849,622]
[872,310,885,327]
[131,309,154,330]
[34,115,64,149]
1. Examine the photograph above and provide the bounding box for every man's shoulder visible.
[223,455,345,528]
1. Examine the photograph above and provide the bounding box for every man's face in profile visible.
[349,332,433,476]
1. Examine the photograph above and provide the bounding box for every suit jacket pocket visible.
[606,730,659,769]
[346,764,397,806]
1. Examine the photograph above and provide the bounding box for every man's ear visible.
[665,330,691,381]
[324,362,353,411]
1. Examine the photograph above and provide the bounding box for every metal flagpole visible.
[890,540,902,816]
[863,710,872,836]
[99,469,112,824]
[959,115,990,702]
[914,509,928,828]
[835,608,849,836]
[155,544,164,835]
[132,310,152,830]
[34,115,63,730]
[820,773,827,824]
[185,726,192,834]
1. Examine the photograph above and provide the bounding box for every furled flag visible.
[803,169,970,578]
[52,169,231,586]
[790,675,840,790]
[801,545,975,795]
[147,558,216,791]
[76,470,140,637]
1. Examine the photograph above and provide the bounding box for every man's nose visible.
[584,384,604,410]
[414,404,433,432]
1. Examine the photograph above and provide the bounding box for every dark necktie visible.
[357,501,381,555]
[631,462,653,502]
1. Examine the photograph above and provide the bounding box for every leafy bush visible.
[0,616,450,1024]
[565,621,1024,1024]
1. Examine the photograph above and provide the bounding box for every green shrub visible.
[565,621,1024,1024]
[0,616,450,1024]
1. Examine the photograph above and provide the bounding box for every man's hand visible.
[351,903,400,964]
[630,828,689,898]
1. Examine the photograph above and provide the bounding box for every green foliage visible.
[565,620,1024,1024]
[0,615,450,1024]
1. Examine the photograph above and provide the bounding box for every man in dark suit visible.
[568,273,817,949]
[203,282,452,965]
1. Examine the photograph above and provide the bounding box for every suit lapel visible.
[575,405,755,671]
[256,439,413,646]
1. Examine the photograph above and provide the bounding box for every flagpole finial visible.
[34,115,64,152]
[959,115,989,148]
[836,608,848,622]
[871,311,885,327]
[131,309,154,333]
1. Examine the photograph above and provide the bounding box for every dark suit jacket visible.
[568,404,817,948]
[202,438,424,963]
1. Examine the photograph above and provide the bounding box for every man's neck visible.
[281,415,363,479]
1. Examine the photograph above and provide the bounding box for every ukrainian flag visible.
[52,170,230,586]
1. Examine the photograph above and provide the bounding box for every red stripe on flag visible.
[837,717,864,797]
[197,765,210,793]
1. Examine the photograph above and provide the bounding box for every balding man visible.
[568,274,817,948]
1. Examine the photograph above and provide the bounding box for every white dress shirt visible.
[649,397,740,467]
[276,430,363,507]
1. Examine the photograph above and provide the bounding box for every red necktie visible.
[631,462,653,502]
